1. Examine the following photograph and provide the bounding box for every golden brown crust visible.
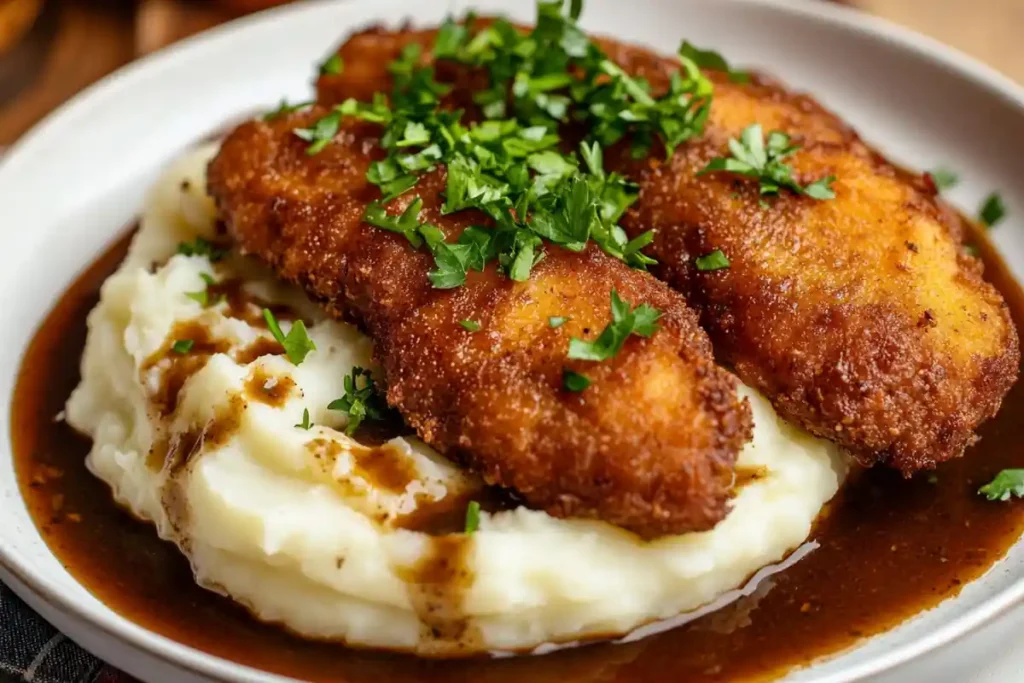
[316,23,1019,474]
[207,109,753,538]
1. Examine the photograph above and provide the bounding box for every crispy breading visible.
[207,110,753,539]
[317,23,1018,474]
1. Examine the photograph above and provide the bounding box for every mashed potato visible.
[66,144,847,655]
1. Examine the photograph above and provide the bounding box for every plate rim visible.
[1,0,1023,681]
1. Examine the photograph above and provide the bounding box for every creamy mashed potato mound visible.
[67,145,848,655]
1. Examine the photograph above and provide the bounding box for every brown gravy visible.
[11,227,1024,682]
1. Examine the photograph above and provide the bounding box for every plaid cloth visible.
[0,583,132,683]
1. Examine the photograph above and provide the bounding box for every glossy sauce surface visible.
[11,227,1024,682]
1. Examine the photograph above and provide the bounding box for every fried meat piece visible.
[207,110,753,538]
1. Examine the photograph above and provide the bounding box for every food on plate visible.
[23,0,1015,667]
[315,10,1018,475]
[208,108,754,539]
[67,144,843,654]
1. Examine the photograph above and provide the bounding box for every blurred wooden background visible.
[0,0,1021,147]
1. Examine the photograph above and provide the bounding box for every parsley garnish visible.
[700,124,835,199]
[460,319,481,332]
[171,339,194,354]
[929,168,959,192]
[562,369,591,392]
[295,408,312,430]
[177,238,226,262]
[695,249,730,271]
[464,500,481,534]
[262,309,316,365]
[327,367,387,435]
[548,316,568,328]
[319,54,343,76]
[293,110,342,155]
[567,289,661,362]
[978,469,1024,501]
[979,193,1006,228]
[263,99,314,121]
[363,198,427,248]
[678,41,749,83]
[185,272,219,307]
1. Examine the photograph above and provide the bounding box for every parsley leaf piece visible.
[567,289,662,361]
[929,168,959,192]
[262,309,317,365]
[363,198,426,248]
[337,94,393,124]
[979,193,1006,228]
[978,469,1024,501]
[319,53,343,76]
[562,369,591,392]
[293,110,342,155]
[185,272,217,307]
[460,319,482,332]
[171,339,194,354]
[177,237,226,262]
[679,41,748,83]
[695,249,730,271]
[464,500,481,534]
[295,408,312,430]
[327,367,387,435]
[548,316,568,328]
[263,99,314,121]
[700,124,835,199]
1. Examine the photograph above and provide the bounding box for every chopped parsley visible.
[464,500,481,534]
[171,339,194,354]
[327,367,387,435]
[548,316,568,328]
[562,369,591,392]
[300,0,730,286]
[678,41,749,83]
[177,237,226,262]
[319,53,343,76]
[699,124,835,199]
[928,167,959,192]
[263,99,314,121]
[460,319,482,332]
[295,408,312,430]
[695,249,730,271]
[979,193,1006,228]
[262,309,316,365]
[185,272,218,307]
[568,289,661,362]
[978,469,1024,501]
[293,109,342,155]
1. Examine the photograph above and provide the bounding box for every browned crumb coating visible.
[317,23,1019,475]
[207,111,752,539]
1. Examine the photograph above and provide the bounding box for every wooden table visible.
[0,0,1021,146]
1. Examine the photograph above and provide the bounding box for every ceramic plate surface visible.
[1,0,1023,681]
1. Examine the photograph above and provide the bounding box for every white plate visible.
[1,0,1023,681]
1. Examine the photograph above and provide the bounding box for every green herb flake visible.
[177,237,227,262]
[979,193,1006,228]
[678,40,748,82]
[262,309,317,365]
[293,110,342,155]
[295,408,312,430]
[562,369,591,392]
[460,319,482,332]
[171,339,194,354]
[319,54,343,76]
[978,469,1024,501]
[464,500,481,534]
[263,99,314,121]
[929,168,959,192]
[700,124,835,199]
[327,367,387,435]
[548,316,568,328]
[568,289,661,362]
[695,249,730,272]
